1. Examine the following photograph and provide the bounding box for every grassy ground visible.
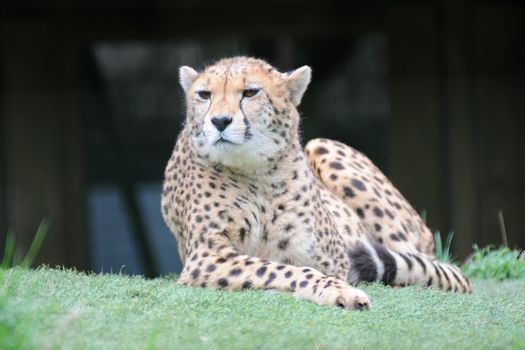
[1,268,524,350]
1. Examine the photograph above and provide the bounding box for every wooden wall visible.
[387,2,525,256]
[1,19,87,268]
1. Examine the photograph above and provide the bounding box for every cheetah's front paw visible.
[295,277,371,310]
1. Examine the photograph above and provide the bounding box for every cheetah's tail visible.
[347,241,472,293]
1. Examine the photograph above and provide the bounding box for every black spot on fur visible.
[373,207,384,218]
[412,254,427,273]
[426,277,433,287]
[229,268,243,276]
[390,233,400,242]
[343,186,356,198]
[315,147,329,155]
[431,262,442,286]
[348,244,377,282]
[278,240,289,250]
[438,265,451,285]
[264,272,277,286]
[256,266,267,277]
[351,178,367,191]
[372,242,397,285]
[329,161,344,170]
[243,116,253,140]
[398,253,412,270]
[299,280,308,288]
[448,268,467,292]
[239,227,247,241]
[217,278,229,288]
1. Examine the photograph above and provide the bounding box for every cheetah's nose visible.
[211,116,233,132]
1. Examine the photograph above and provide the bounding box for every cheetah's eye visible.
[242,88,260,98]
[197,90,211,100]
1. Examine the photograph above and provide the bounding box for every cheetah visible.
[161,56,471,310]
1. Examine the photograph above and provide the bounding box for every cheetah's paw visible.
[296,277,371,310]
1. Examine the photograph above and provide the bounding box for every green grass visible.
[463,245,525,280]
[1,268,524,350]
[2,223,524,349]
[433,230,455,263]
[421,210,456,263]
[1,220,48,269]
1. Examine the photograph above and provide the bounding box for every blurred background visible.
[0,0,523,277]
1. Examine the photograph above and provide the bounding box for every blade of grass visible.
[420,209,427,224]
[434,231,442,259]
[497,210,508,247]
[1,232,15,269]
[443,231,455,263]
[20,220,49,268]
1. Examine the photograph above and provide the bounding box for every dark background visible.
[1,0,524,276]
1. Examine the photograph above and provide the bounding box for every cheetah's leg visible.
[305,138,435,256]
[178,234,371,310]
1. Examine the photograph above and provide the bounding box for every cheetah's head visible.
[179,56,311,171]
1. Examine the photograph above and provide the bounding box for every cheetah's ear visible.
[285,66,312,106]
[179,66,199,94]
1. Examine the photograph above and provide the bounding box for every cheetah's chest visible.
[233,188,319,268]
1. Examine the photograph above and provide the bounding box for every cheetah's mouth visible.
[215,137,235,145]
[214,135,242,146]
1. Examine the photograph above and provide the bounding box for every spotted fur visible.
[161,57,471,311]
